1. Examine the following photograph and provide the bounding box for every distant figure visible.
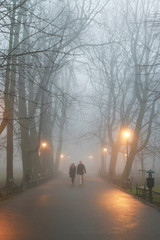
[69,163,76,186]
[77,161,86,185]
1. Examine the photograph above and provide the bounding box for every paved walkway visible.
[0,175,160,240]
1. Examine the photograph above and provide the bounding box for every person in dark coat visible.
[77,161,86,185]
[69,163,76,185]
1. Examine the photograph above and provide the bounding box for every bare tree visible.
[0,0,110,185]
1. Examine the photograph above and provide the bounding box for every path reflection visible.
[99,189,141,230]
[37,194,51,207]
[0,212,29,240]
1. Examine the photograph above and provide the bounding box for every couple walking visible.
[69,161,86,186]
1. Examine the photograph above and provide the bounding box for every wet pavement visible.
[0,175,160,240]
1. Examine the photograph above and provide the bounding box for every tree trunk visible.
[108,145,119,178]
[55,126,64,171]
[6,118,14,184]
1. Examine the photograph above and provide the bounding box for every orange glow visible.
[0,213,30,239]
[41,142,47,148]
[60,154,64,158]
[37,194,51,207]
[98,189,142,230]
[123,131,130,139]
[103,148,107,152]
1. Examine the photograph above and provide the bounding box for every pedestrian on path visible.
[77,161,86,186]
[69,163,76,186]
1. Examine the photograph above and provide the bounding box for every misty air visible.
[0,0,160,239]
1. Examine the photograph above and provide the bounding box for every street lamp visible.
[103,147,107,172]
[88,155,93,160]
[41,142,47,148]
[123,130,130,173]
[40,142,48,175]
[123,130,130,156]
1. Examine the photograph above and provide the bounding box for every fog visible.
[0,0,160,186]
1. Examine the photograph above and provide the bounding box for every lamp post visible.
[41,142,47,149]
[40,141,48,175]
[60,154,65,171]
[88,155,93,160]
[123,130,130,175]
[103,147,107,172]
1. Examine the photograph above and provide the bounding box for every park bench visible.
[25,170,40,188]
[121,177,133,190]
[7,179,22,195]
[6,178,16,195]
[26,175,38,188]
[136,185,149,198]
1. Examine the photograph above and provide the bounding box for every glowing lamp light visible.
[103,147,107,152]
[41,142,47,148]
[123,131,130,139]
